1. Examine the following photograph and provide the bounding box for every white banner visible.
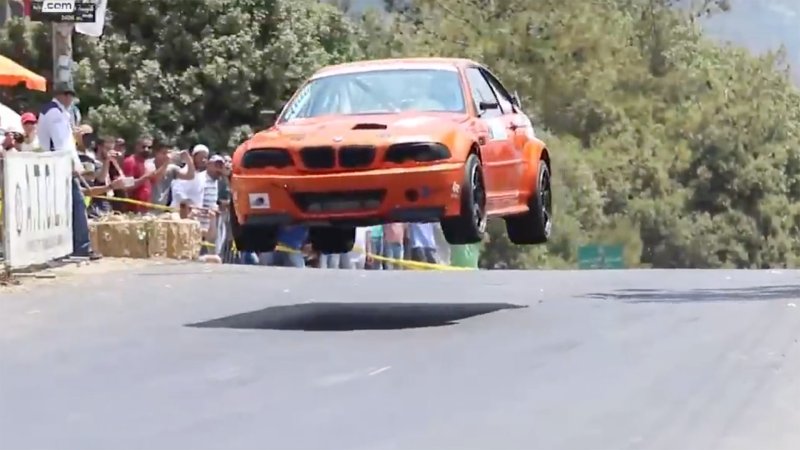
[2,150,74,269]
[75,0,108,37]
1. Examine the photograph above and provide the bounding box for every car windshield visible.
[278,68,466,122]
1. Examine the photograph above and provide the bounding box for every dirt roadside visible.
[0,258,188,293]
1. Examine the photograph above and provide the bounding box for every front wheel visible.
[229,200,278,252]
[505,160,552,245]
[441,153,487,245]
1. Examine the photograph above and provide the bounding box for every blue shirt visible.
[408,223,436,249]
[278,225,308,250]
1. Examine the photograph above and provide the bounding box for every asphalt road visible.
[1,262,799,450]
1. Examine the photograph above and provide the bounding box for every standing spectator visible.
[37,81,99,259]
[263,225,308,267]
[150,144,195,207]
[319,251,353,269]
[169,145,220,254]
[121,136,158,214]
[364,224,384,270]
[192,144,210,171]
[75,125,97,180]
[382,222,406,270]
[86,137,123,217]
[200,154,225,254]
[1,128,22,152]
[352,226,370,269]
[1,127,19,152]
[74,124,96,160]
[408,222,438,264]
[216,157,256,264]
[19,112,39,151]
[101,137,128,213]
[114,137,127,157]
[170,145,208,214]
[214,155,233,256]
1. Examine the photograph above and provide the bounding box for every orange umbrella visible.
[0,54,46,92]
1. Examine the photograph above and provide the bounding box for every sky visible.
[340,0,800,84]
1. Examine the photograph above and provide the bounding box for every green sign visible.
[577,244,625,269]
[450,244,480,268]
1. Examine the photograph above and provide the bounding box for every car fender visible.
[231,141,250,176]
[520,137,548,194]
[442,127,477,162]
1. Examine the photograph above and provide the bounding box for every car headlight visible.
[384,142,451,163]
[241,148,293,169]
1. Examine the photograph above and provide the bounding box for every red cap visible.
[21,112,37,124]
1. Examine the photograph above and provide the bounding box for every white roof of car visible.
[310,62,459,80]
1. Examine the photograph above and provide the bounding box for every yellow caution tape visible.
[271,244,470,271]
[88,195,179,212]
[86,194,471,270]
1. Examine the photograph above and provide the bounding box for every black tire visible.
[229,201,278,252]
[309,226,356,254]
[441,153,487,245]
[505,160,552,245]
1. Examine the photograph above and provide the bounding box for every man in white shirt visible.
[37,81,99,259]
[37,83,83,171]
[170,144,209,212]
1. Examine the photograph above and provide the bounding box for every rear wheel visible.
[505,160,552,245]
[441,153,487,245]
[309,226,356,254]
[229,201,278,252]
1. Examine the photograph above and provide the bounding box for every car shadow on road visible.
[586,284,800,304]
[186,302,526,331]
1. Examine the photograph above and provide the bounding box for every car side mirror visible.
[478,101,500,111]
[259,109,278,127]
[511,91,522,108]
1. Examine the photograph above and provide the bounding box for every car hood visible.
[248,112,470,148]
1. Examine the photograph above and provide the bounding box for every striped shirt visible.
[200,171,218,230]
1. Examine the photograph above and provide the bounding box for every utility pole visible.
[52,21,80,126]
[51,22,74,86]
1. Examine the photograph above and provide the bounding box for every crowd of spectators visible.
[2,83,450,268]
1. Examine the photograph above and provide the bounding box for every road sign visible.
[30,0,96,23]
[577,244,625,269]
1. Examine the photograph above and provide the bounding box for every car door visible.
[463,66,515,202]
[480,67,528,192]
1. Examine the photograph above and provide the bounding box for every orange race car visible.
[230,57,552,254]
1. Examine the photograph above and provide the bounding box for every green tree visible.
[4,0,799,269]
[382,0,800,269]
[2,0,364,151]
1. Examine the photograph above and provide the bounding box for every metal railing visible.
[0,156,5,263]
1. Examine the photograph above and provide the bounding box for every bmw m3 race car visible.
[229,57,552,254]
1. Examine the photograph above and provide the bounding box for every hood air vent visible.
[352,123,388,130]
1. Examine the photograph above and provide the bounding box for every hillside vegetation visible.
[700,0,800,82]
[2,0,799,269]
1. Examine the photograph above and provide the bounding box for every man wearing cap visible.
[38,81,99,259]
[19,112,40,152]
[171,145,207,212]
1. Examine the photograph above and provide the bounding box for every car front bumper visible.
[231,163,465,227]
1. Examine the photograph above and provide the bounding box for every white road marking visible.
[314,366,392,387]
[368,366,391,376]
